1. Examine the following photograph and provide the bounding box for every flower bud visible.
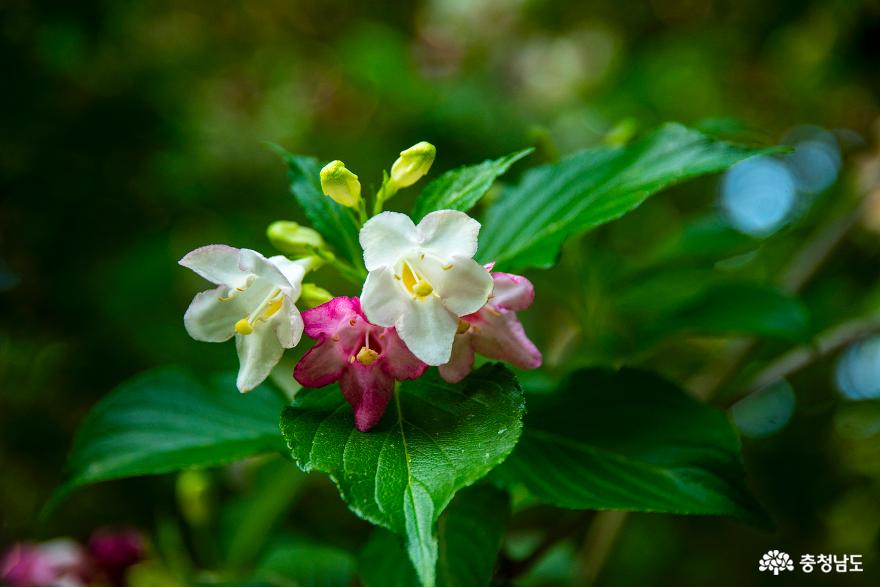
[320,160,361,208]
[266,221,326,255]
[300,283,334,308]
[390,141,436,189]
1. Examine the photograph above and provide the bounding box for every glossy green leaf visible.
[652,282,811,342]
[359,485,510,587]
[412,149,533,220]
[278,150,364,269]
[494,368,768,526]
[281,365,524,587]
[478,123,777,270]
[52,368,286,506]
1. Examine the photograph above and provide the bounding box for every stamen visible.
[442,263,453,270]
[356,347,379,365]
[413,281,433,297]
[235,318,254,335]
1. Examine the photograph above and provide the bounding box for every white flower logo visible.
[759,550,794,575]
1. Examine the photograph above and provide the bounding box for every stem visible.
[357,199,368,224]
[727,313,880,407]
[499,513,591,581]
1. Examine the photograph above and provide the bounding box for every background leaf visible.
[648,282,811,343]
[52,368,286,506]
[278,150,364,269]
[250,537,356,587]
[281,365,524,587]
[412,149,533,220]
[493,368,768,525]
[477,123,777,271]
[359,485,510,587]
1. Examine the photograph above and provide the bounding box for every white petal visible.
[238,248,296,291]
[268,255,306,300]
[416,210,481,260]
[183,286,239,342]
[418,255,493,316]
[361,266,410,327]
[235,298,302,392]
[359,212,418,270]
[179,244,246,286]
[397,296,458,365]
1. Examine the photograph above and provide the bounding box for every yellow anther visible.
[413,281,433,297]
[261,298,283,320]
[356,347,379,366]
[456,319,471,334]
[235,318,254,335]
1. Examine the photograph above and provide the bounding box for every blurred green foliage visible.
[3,0,880,585]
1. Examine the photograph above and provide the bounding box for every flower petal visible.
[359,212,417,271]
[294,339,348,388]
[183,286,239,342]
[361,267,409,327]
[418,255,493,316]
[470,309,542,370]
[235,298,302,392]
[396,295,458,365]
[301,296,362,339]
[379,328,428,381]
[268,255,306,298]
[339,364,395,431]
[416,210,481,260]
[490,272,535,311]
[179,244,246,286]
[239,248,295,291]
[438,334,475,384]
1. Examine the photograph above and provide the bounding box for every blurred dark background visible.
[2,0,880,585]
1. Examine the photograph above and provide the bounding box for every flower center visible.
[400,260,434,299]
[235,288,284,336]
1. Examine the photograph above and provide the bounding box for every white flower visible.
[359,210,493,365]
[180,245,307,392]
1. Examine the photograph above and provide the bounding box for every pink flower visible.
[1,540,91,587]
[88,528,145,586]
[439,270,542,383]
[294,297,427,431]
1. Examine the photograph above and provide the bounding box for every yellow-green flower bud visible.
[320,160,361,208]
[266,221,326,255]
[300,283,334,308]
[390,141,436,189]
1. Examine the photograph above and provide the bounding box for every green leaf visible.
[651,282,811,343]
[251,537,356,587]
[52,368,286,507]
[412,149,533,221]
[278,150,364,269]
[478,123,778,271]
[281,365,524,587]
[359,485,510,587]
[493,368,768,525]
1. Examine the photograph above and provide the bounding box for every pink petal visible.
[470,308,542,370]
[490,272,535,311]
[339,364,395,431]
[294,341,349,388]
[438,333,475,383]
[379,328,428,381]
[300,296,363,339]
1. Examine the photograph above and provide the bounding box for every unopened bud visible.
[320,160,361,208]
[300,283,334,308]
[390,141,436,189]
[266,221,326,255]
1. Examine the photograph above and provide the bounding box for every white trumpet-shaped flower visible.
[359,210,493,365]
[180,245,307,392]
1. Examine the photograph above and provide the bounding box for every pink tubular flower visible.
[1,540,91,587]
[294,297,427,431]
[439,270,542,383]
[88,528,145,587]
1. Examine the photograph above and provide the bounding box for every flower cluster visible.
[180,142,541,430]
[1,529,144,587]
